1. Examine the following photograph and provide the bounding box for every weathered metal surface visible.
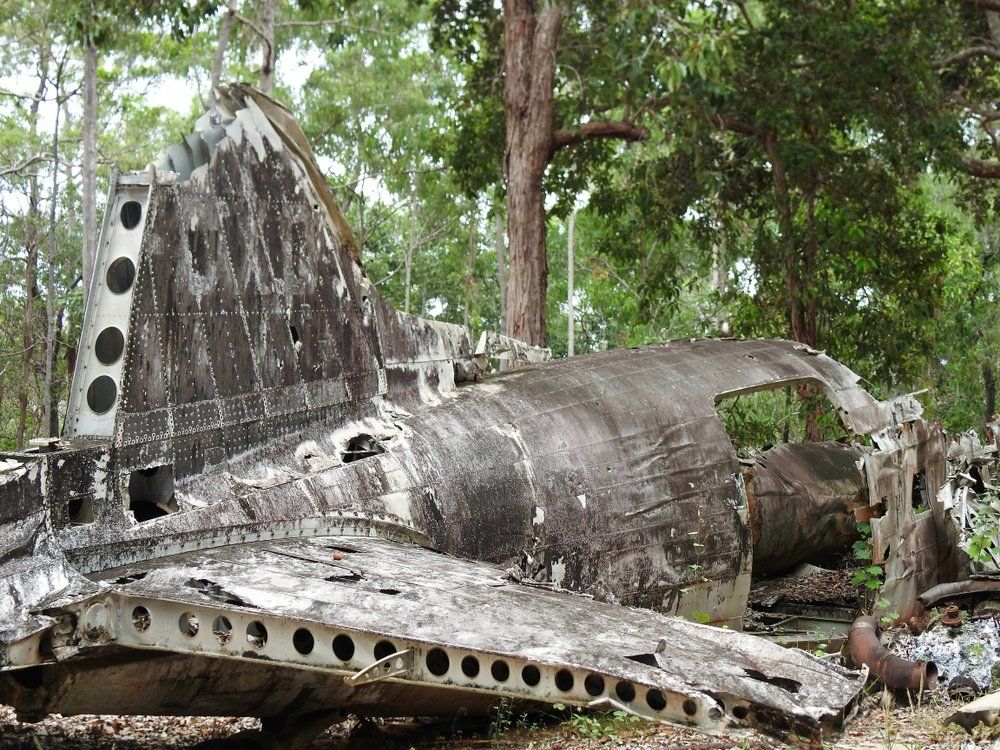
[919,579,1000,608]
[946,690,1000,732]
[864,420,965,622]
[747,442,866,575]
[0,84,979,744]
[1,536,865,746]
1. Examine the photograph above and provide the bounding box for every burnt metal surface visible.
[0,85,980,744]
[747,442,866,575]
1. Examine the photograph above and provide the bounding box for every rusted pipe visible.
[848,616,937,692]
[919,580,1000,609]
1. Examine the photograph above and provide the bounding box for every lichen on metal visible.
[1,85,989,747]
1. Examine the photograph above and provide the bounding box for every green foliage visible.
[551,704,640,742]
[2,0,1000,449]
[716,388,846,458]
[966,492,1000,568]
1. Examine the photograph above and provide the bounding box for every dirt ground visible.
[0,688,996,750]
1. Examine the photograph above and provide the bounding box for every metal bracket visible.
[344,649,414,686]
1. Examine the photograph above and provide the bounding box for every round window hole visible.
[521,664,541,687]
[246,621,268,648]
[646,689,667,711]
[374,640,396,661]
[332,634,355,662]
[106,256,136,294]
[491,660,510,682]
[615,681,636,703]
[95,327,125,365]
[426,648,450,676]
[212,616,232,645]
[461,655,480,678]
[683,698,698,716]
[178,612,199,638]
[584,674,605,697]
[555,669,575,692]
[131,606,151,632]
[87,375,117,414]
[120,201,142,229]
[732,705,748,720]
[293,628,314,655]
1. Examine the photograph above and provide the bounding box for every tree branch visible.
[275,18,389,35]
[550,120,649,156]
[933,45,1000,69]
[225,1,273,64]
[964,156,1000,178]
[962,0,1000,12]
[0,154,50,178]
[715,115,758,136]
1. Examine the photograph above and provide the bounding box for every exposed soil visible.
[1,689,996,750]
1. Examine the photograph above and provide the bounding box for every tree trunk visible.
[404,178,418,314]
[210,9,236,100]
[45,59,64,438]
[15,55,49,448]
[502,0,563,346]
[495,208,506,328]
[985,363,997,424]
[260,0,277,95]
[763,132,823,441]
[82,42,97,307]
[464,215,476,330]
[566,210,575,357]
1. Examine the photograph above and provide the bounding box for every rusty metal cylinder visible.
[746,441,866,575]
[849,615,938,691]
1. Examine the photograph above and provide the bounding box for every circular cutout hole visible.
[131,606,150,632]
[461,655,480,678]
[373,640,396,661]
[120,201,142,229]
[178,612,199,638]
[94,327,125,365]
[615,682,636,702]
[521,664,541,687]
[732,705,748,720]
[584,674,605,697]
[246,621,268,648]
[682,698,697,716]
[646,689,666,711]
[555,669,575,692]
[426,648,450,676]
[106,257,136,294]
[212,616,232,644]
[87,375,117,414]
[332,634,355,662]
[491,660,510,682]
[293,628,314,655]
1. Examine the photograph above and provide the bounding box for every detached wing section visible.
[6,537,861,746]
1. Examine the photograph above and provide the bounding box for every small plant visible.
[553,705,640,741]
[691,610,711,624]
[852,521,887,612]
[490,697,514,743]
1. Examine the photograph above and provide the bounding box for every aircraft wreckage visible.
[0,85,997,748]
